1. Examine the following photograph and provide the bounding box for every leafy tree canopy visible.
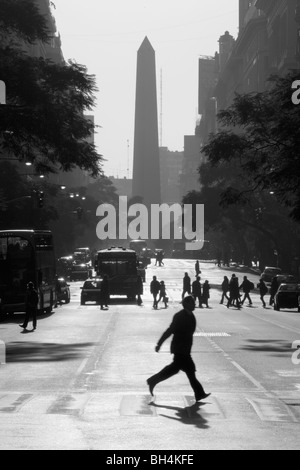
[202,73,300,221]
[0,0,102,177]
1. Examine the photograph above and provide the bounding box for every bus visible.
[73,247,91,264]
[0,230,57,316]
[95,247,145,299]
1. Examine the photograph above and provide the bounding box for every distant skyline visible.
[53,1,239,178]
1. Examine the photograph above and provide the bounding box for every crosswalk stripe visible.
[0,392,298,423]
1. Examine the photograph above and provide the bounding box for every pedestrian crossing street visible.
[0,389,299,424]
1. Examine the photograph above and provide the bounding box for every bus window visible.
[0,236,34,290]
[99,261,117,277]
[117,260,136,275]
[0,230,57,315]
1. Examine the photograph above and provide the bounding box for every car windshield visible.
[265,268,281,273]
[83,281,101,289]
[279,284,300,291]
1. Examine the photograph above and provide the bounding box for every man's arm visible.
[155,319,175,352]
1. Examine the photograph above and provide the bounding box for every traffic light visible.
[77,207,83,219]
[37,191,44,208]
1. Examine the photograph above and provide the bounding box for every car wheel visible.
[65,294,70,304]
[80,300,85,305]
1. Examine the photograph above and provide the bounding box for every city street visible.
[0,260,300,450]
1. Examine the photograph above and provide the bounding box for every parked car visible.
[274,283,300,312]
[261,267,282,284]
[56,278,71,304]
[275,274,297,286]
[70,263,91,282]
[80,278,102,305]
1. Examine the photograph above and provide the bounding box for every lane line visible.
[244,310,300,335]
[198,331,267,392]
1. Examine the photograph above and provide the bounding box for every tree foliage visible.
[0,0,102,177]
[202,73,300,221]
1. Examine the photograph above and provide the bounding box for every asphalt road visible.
[0,260,299,450]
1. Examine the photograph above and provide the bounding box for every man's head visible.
[27,282,34,290]
[182,295,195,312]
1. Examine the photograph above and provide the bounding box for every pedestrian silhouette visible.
[195,260,201,276]
[147,295,211,402]
[220,276,230,304]
[192,276,203,308]
[136,274,143,305]
[227,274,241,309]
[257,278,268,308]
[157,251,164,267]
[150,275,161,309]
[19,282,39,331]
[182,272,191,299]
[100,275,109,310]
[202,280,211,308]
[269,276,279,306]
[158,280,168,308]
[240,276,254,306]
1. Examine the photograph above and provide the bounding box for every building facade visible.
[27,0,64,64]
[159,147,183,204]
[199,0,300,145]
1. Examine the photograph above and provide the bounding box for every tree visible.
[0,161,58,229]
[202,73,300,221]
[0,0,102,177]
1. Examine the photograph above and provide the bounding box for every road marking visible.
[0,392,298,423]
[195,332,230,337]
[120,395,156,417]
[199,330,267,392]
[47,393,90,416]
[247,397,299,423]
[0,393,33,413]
[230,361,266,391]
[275,370,300,378]
[184,395,226,419]
[246,311,300,335]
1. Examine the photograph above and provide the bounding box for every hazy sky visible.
[53,1,239,178]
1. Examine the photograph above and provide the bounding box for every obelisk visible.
[132,37,161,206]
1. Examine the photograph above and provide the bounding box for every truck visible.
[94,247,145,299]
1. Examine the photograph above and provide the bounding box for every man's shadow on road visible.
[149,401,210,430]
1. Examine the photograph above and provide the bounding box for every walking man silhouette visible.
[150,275,161,309]
[182,272,191,299]
[192,276,203,308]
[147,295,210,402]
[19,282,39,331]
